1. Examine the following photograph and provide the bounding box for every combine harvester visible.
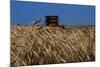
[33,16,65,29]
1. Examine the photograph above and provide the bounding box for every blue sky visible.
[11,1,95,25]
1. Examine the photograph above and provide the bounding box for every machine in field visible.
[33,16,65,28]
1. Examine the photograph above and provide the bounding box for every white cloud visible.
[16,0,95,5]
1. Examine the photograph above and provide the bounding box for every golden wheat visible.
[11,26,95,66]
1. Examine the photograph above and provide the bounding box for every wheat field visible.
[11,26,95,66]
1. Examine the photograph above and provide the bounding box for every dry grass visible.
[11,26,95,66]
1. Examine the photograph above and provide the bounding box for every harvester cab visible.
[45,16,65,28]
[45,16,59,27]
